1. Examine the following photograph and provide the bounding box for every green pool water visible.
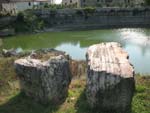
[1,28,150,74]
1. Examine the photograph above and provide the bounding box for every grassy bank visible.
[0,75,149,113]
[132,75,150,113]
[0,54,149,113]
[0,39,2,47]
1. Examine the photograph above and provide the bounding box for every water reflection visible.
[125,45,150,74]
[120,28,150,46]
[1,28,150,74]
[55,43,87,60]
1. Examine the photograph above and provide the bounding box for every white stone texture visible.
[14,55,72,104]
[86,42,135,113]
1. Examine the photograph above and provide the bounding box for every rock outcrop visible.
[86,42,135,113]
[14,53,72,104]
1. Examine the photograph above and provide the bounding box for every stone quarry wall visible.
[33,8,150,30]
[79,0,131,7]
[62,0,79,6]
[0,3,17,15]
[0,16,16,29]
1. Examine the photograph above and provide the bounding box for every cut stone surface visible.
[86,42,135,113]
[14,54,72,104]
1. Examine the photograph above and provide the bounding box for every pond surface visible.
[1,28,150,74]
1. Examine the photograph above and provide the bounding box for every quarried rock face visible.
[86,42,135,113]
[14,55,72,104]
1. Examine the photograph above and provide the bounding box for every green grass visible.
[132,76,150,113]
[0,57,149,113]
[0,39,2,47]
[0,76,149,113]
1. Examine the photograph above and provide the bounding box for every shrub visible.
[16,12,24,22]
[83,7,96,14]
[15,11,45,32]
[76,10,83,16]
[145,0,150,5]
[96,3,102,7]
[44,3,49,8]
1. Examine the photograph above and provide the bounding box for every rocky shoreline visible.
[0,43,149,113]
[3,42,133,109]
[0,48,86,98]
[0,48,87,78]
[1,7,150,37]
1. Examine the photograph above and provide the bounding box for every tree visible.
[145,0,150,5]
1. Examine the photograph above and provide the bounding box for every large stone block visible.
[14,54,72,104]
[86,42,135,113]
